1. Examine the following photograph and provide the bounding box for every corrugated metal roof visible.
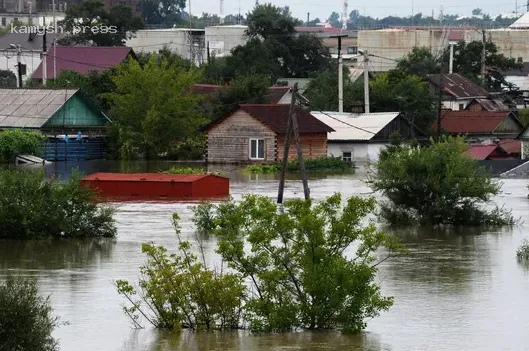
[465,145,499,160]
[469,98,510,111]
[439,110,512,134]
[510,13,529,28]
[310,111,400,141]
[0,89,78,128]
[504,76,529,91]
[427,73,489,99]
[499,139,522,154]
[82,172,215,182]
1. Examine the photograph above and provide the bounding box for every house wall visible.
[276,133,328,161]
[44,95,108,129]
[442,99,471,110]
[206,110,276,163]
[497,115,523,133]
[328,142,387,162]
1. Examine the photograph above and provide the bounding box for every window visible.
[458,103,464,110]
[249,138,265,160]
[347,46,358,54]
[342,151,352,162]
[1,18,5,26]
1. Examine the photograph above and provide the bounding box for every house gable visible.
[43,93,110,128]
[371,115,428,141]
[495,113,523,134]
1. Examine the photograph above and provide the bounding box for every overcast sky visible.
[190,0,522,21]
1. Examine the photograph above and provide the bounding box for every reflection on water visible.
[1,162,529,350]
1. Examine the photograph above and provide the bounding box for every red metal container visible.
[81,173,229,200]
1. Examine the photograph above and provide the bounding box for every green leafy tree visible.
[0,129,43,163]
[212,74,271,116]
[141,0,187,25]
[115,214,245,330]
[440,41,522,91]
[328,11,341,27]
[59,1,144,46]
[0,70,17,88]
[369,136,514,226]
[472,8,483,16]
[245,3,299,39]
[396,46,440,78]
[104,55,206,159]
[0,275,59,351]
[210,193,399,333]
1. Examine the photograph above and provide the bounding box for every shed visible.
[310,111,427,162]
[81,173,230,200]
[204,104,334,164]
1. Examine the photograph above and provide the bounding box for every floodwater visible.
[2,161,529,351]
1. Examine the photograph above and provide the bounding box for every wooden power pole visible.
[277,83,310,204]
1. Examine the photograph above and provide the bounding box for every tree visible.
[440,41,522,91]
[328,11,341,27]
[0,275,59,351]
[472,8,483,16]
[369,136,514,226]
[0,70,17,88]
[59,1,144,46]
[140,0,187,25]
[212,74,271,117]
[245,3,299,39]
[209,193,398,333]
[104,56,206,159]
[396,46,440,78]
[0,129,43,163]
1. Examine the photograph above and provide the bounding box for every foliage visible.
[115,214,245,330]
[516,239,529,261]
[0,70,17,88]
[369,136,514,226]
[140,0,187,25]
[212,74,271,116]
[162,167,206,174]
[191,202,217,235]
[243,164,280,174]
[0,129,44,163]
[59,1,144,46]
[440,40,523,91]
[396,47,440,78]
[0,170,116,239]
[0,275,59,351]
[518,109,529,127]
[287,156,354,172]
[210,193,398,333]
[104,55,206,159]
[136,46,194,70]
[166,135,206,160]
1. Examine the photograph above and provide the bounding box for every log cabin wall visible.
[276,133,328,161]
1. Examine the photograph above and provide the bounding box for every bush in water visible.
[517,239,529,261]
[162,166,206,174]
[190,202,216,234]
[0,170,116,239]
[115,214,245,330]
[286,155,354,172]
[0,275,59,351]
[211,193,399,333]
[0,129,44,163]
[369,136,514,226]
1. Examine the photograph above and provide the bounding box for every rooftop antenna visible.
[238,0,241,24]
[342,0,348,30]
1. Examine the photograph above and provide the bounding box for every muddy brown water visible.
[1,161,529,350]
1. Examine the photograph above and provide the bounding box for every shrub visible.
[162,167,206,174]
[517,239,529,261]
[369,136,514,226]
[0,129,44,163]
[191,202,216,234]
[287,156,354,172]
[0,170,116,239]
[243,164,280,174]
[210,193,400,333]
[0,275,59,351]
[115,214,245,330]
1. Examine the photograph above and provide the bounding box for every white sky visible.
[190,0,524,21]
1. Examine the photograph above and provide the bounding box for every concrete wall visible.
[328,142,387,162]
[357,29,451,72]
[205,25,248,57]
[465,29,529,62]
[0,13,65,27]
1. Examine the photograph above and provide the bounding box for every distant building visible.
[427,73,489,111]
[465,28,529,64]
[358,27,472,72]
[31,46,135,80]
[310,111,427,162]
[204,104,334,164]
[295,26,358,60]
[205,25,248,58]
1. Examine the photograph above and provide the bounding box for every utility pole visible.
[331,34,348,113]
[277,83,310,203]
[307,12,309,26]
[362,50,370,113]
[481,27,486,86]
[206,41,210,64]
[437,71,444,141]
[43,16,47,86]
[15,44,22,88]
[448,42,454,74]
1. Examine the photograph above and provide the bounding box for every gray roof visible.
[0,89,78,128]
[0,32,67,52]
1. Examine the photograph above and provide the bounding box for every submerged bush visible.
[211,193,399,333]
[287,155,354,171]
[0,170,116,239]
[243,164,280,174]
[0,129,44,163]
[517,239,529,261]
[116,214,245,330]
[162,166,206,174]
[369,136,513,226]
[0,275,59,351]
[191,202,216,234]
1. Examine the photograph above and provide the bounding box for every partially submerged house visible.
[204,104,334,163]
[427,73,489,111]
[0,89,111,161]
[31,46,136,80]
[437,109,524,143]
[310,111,427,162]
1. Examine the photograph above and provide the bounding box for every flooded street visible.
[1,161,529,350]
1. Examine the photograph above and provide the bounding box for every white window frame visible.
[249,138,265,160]
[342,151,352,162]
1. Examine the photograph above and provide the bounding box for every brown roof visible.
[467,98,510,112]
[191,84,290,104]
[498,139,522,154]
[438,110,516,134]
[204,104,334,134]
[427,73,489,99]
